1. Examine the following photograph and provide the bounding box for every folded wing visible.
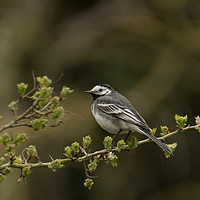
[97,103,173,155]
[97,103,150,131]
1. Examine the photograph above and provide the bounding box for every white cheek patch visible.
[91,86,112,96]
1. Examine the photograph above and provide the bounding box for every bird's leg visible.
[124,130,131,142]
[111,129,122,148]
[122,131,132,156]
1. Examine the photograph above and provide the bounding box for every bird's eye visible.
[99,89,103,92]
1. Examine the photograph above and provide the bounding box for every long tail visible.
[139,128,174,156]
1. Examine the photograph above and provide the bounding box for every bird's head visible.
[85,84,114,99]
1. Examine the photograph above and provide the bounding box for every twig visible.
[0,124,200,171]
[22,71,39,99]
[51,73,64,85]
[0,98,40,134]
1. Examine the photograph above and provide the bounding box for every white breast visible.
[91,104,142,135]
[91,104,119,134]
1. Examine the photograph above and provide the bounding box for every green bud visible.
[104,152,118,167]
[48,159,64,172]
[63,146,72,158]
[30,118,49,130]
[8,101,18,111]
[37,76,52,87]
[60,86,74,97]
[127,136,138,150]
[0,133,10,146]
[52,106,65,120]
[117,139,126,150]
[84,178,94,190]
[103,136,113,149]
[71,142,80,154]
[38,99,48,107]
[13,155,23,164]
[195,116,200,124]
[175,114,188,129]
[26,145,38,158]
[51,96,60,107]
[14,133,28,145]
[22,166,31,177]
[83,135,92,148]
[5,144,15,158]
[195,116,200,132]
[39,87,54,99]
[88,159,98,172]
[160,126,169,136]
[17,82,28,97]
[164,143,177,158]
[151,128,157,136]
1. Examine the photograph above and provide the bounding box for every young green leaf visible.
[103,136,113,149]
[37,76,52,87]
[17,83,28,97]
[71,142,80,154]
[48,159,64,172]
[88,159,98,172]
[127,136,138,150]
[0,133,10,146]
[26,145,38,158]
[83,135,92,148]
[51,96,60,107]
[117,139,126,150]
[22,166,31,177]
[104,152,118,167]
[63,146,72,158]
[30,118,49,130]
[52,106,65,120]
[8,101,18,111]
[60,86,74,98]
[195,116,200,132]
[84,178,94,190]
[175,114,188,129]
[5,144,15,158]
[14,133,28,145]
[160,126,169,136]
[164,143,177,158]
[151,128,157,135]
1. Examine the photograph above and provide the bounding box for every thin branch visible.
[0,98,40,134]
[0,121,31,133]
[32,70,36,90]
[22,71,39,99]
[138,124,200,145]
[51,73,64,85]
[0,124,199,171]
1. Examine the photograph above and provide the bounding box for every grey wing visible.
[97,103,173,156]
[97,103,150,130]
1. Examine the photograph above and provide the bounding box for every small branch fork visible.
[0,72,65,134]
[0,124,199,171]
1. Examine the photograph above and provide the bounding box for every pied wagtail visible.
[85,84,173,156]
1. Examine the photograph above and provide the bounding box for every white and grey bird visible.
[85,84,173,156]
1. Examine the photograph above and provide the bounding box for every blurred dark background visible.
[0,0,200,199]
